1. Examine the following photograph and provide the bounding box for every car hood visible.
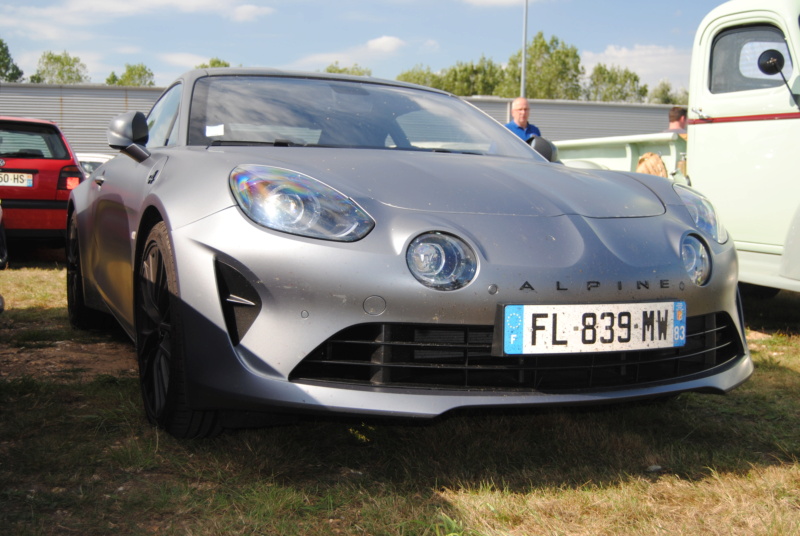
[212,147,665,218]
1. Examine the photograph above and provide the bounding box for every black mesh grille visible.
[289,313,743,392]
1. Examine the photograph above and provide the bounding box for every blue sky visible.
[0,0,725,91]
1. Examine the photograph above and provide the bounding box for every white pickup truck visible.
[556,0,800,295]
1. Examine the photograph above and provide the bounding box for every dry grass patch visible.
[1,257,800,535]
[439,464,800,535]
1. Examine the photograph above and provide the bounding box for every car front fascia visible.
[162,196,750,416]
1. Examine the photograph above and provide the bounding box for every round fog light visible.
[407,232,477,290]
[682,234,711,286]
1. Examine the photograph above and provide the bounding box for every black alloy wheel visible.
[136,222,220,438]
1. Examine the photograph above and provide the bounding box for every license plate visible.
[0,172,33,187]
[503,302,686,355]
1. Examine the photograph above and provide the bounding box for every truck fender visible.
[779,203,800,281]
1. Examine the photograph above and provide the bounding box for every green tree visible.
[649,79,689,104]
[0,38,23,82]
[29,51,90,84]
[437,56,504,96]
[584,63,648,103]
[106,63,154,86]
[396,64,444,89]
[324,61,372,76]
[496,32,584,99]
[195,57,231,69]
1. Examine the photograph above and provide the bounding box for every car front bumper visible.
[166,204,752,417]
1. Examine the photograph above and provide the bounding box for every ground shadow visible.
[741,286,800,335]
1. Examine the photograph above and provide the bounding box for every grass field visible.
[1,259,799,535]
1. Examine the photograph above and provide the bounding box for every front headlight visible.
[230,165,374,241]
[681,234,711,286]
[407,232,477,290]
[673,184,728,244]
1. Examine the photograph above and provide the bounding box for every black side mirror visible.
[757,49,800,110]
[528,135,559,163]
[758,49,785,76]
[107,111,150,162]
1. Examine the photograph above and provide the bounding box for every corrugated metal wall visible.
[0,83,163,154]
[0,83,672,153]
[467,96,672,141]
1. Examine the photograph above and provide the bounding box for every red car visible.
[0,116,84,239]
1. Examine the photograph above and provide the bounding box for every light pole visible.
[520,0,528,97]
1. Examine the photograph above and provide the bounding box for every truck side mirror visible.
[107,111,151,162]
[757,49,800,110]
[757,49,785,76]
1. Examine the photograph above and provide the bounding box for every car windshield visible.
[0,122,70,159]
[187,75,542,160]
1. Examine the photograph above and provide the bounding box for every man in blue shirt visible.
[504,97,541,141]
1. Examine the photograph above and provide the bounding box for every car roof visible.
[172,68,451,96]
[0,116,61,127]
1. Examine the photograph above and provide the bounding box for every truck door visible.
[687,11,799,266]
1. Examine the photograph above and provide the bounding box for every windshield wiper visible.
[413,147,484,155]
[209,139,303,147]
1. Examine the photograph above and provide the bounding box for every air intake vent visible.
[290,313,742,392]
[215,260,262,346]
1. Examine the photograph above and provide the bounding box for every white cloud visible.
[158,52,211,68]
[231,4,275,22]
[460,0,523,5]
[0,0,273,35]
[582,44,692,89]
[366,36,405,54]
[116,46,142,55]
[459,0,548,6]
[0,0,274,79]
[421,39,440,53]
[65,0,267,17]
[288,36,407,72]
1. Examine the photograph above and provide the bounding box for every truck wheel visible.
[136,222,221,438]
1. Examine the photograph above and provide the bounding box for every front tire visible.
[136,222,220,438]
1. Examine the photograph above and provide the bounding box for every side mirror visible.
[528,135,559,163]
[758,49,785,76]
[107,111,150,162]
[757,49,800,110]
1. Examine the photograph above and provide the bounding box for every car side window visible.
[709,24,794,94]
[146,84,182,147]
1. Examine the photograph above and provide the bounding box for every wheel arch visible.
[134,207,166,270]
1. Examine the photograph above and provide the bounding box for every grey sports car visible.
[67,68,752,438]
